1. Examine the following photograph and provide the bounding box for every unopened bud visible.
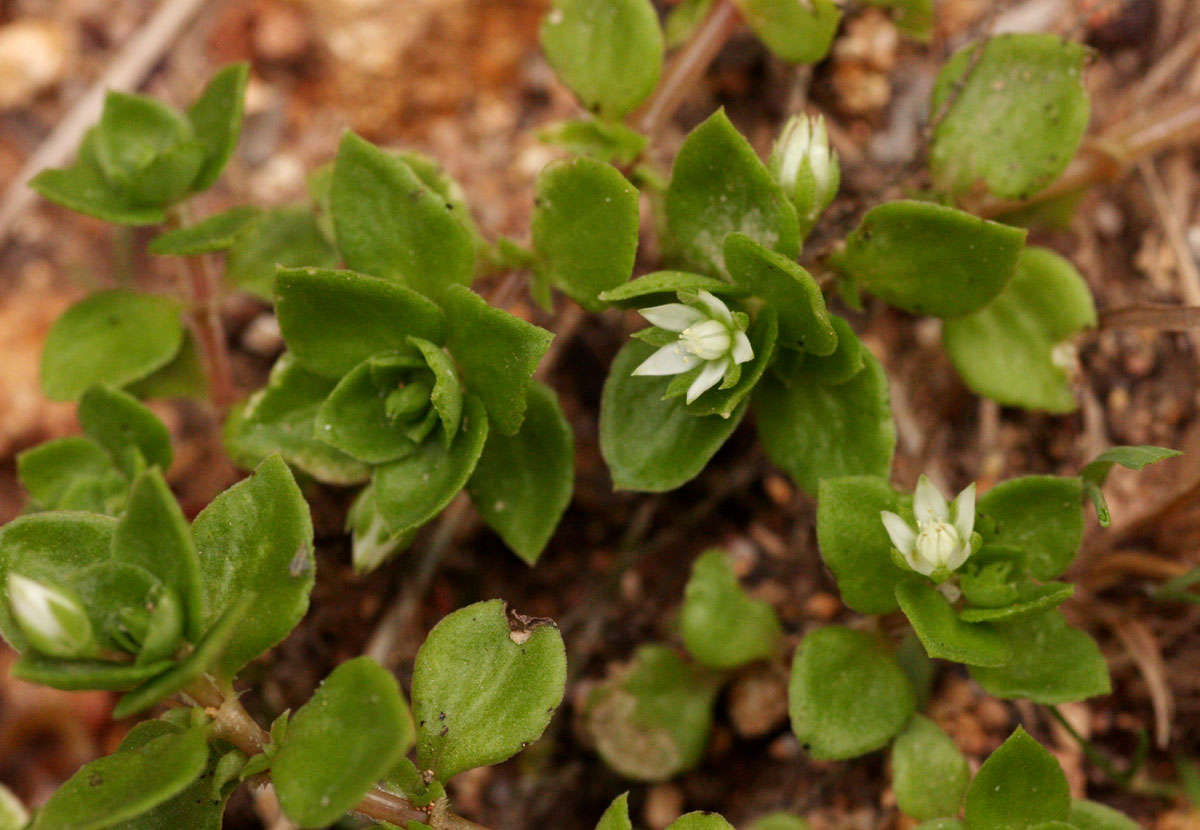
[769,114,840,232]
[7,574,97,659]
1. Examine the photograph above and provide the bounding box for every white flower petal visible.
[913,475,949,524]
[951,482,976,541]
[731,330,754,364]
[686,360,726,403]
[632,344,700,376]
[880,511,916,556]
[943,542,972,574]
[639,303,705,332]
[694,290,734,325]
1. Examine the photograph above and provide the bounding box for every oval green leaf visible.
[680,549,781,669]
[964,727,1070,829]
[977,475,1082,580]
[969,611,1110,705]
[891,714,970,821]
[895,579,1012,667]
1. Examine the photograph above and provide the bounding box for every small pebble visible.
[643,783,684,829]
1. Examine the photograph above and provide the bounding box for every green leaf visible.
[412,599,567,781]
[964,727,1070,829]
[225,207,338,300]
[895,580,1012,667]
[667,814,734,830]
[1081,445,1180,526]
[831,200,1025,317]
[931,34,1089,201]
[666,110,799,278]
[113,468,204,640]
[788,626,915,760]
[192,456,314,677]
[186,62,250,192]
[63,561,160,655]
[958,580,1073,623]
[915,821,965,830]
[600,340,748,492]
[112,593,255,718]
[746,815,809,830]
[585,644,719,781]
[32,726,208,830]
[17,436,124,513]
[969,611,1110,704]
[539,0,663,119]
[531,157,640,310]
[944,247,1096,412]
[0,512,114,653]
[227,354,370,485]
[665,0,715,48]
[733,0,841,63]
[29,128,163,224]
[124,331,208,401]
[10,654,171,691]
[891,714,970,821]
[865,0,932,41]
[274,657,414,827]
[685,308,778,419]
[346,482,416,574]
[724,233,836,354]
[331,132,475,299]
[275,267,446,379]
[679,549,781,669]
[93,91,191,189]
[1067,800,1139,830]
[599,271,748,306]
[373,396,489,534]
[977,475,1082,580]
[467,381,574,565]
[794,315,864,385]
[538,119,648,166]
[755,336,895,496]
[78,384,173,478]
[120,141,207,208]
[148,206,260,256]
[441,284,553,435]
[596,793,632,830]
[381,758,445,809]
[41,290,184,401]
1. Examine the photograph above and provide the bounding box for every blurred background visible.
[1,0,1200,827]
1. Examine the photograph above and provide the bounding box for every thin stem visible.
[1046,705,1176,799]
[1098,304,1200,331]
[168,204,236,411]
[634,0,742,138]
[183,682,490,828]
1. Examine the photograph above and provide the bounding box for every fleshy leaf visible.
[186,62,250,192]
[124,331,208,401]
[977,475,1082,580]
[596,793,633,830]
[944,247,1096,412]
[225,208,338,300]
[724,232,836,354]
[531,156,640,310]
[746,814,810,830]
[755,332,895,496]
[539,0,663,119]
[679,549,781,669]
[373,395,489,534]
[275,267,446,379]
[667,814,734,830]
[1067,800,1139,830]
[895,580,1012,667]
[599,271,748,307]
[665,110,799,278]
[931,34,1089,201]
[467,381,574,565]
[192,456,314,678]
[600,340,748,492]
[891,714,970,820]
[10,654,171,691]
[412,600,566,781]
[148,206,260,256]
[331,132,475,299]
[732,0,841,63]
[1081,445,1180,527]
[274,657,414,827]
[30,724,209,830]
[16,437,124,514]
[969,611,1110,704]
[963,727,1070,829]
[830,200,1025,318]
[538,119,648,166]
[585,644,719,781]
[788,626,915,760]
[441,284,553,435]
[226,354,370,486]
[78,384,173,478]
[41,290,184,401]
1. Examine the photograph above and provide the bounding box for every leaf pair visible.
[31,64,248,225]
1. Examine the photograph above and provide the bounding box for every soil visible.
[2,0,1200,827]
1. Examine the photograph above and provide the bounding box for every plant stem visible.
[167,204,236,411]
[183,681,490,829]
[634,0,742,138]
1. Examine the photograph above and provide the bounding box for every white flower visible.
[7,573,96,659]
[632,290,753,405]
[769,114,840,228]
[881,475,977,580]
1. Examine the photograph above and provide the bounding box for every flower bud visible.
[386,380,433,422]
[7,574,97,659]
[769,114,840,232]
